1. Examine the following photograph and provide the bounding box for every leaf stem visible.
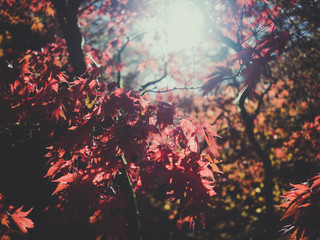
[120,155,142,240]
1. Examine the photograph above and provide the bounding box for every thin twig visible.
[78,0,99,16]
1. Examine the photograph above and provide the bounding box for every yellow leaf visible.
[45,4,55,17]
[210,163,223,174]
[85,94,97,109]
[31,17,44,32]
[0,213,10,228]
[59,108,66,120]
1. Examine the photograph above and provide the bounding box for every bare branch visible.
[139,61,168,91]
[117,36,130,88]
[140,86,201,96]
[253,82,273,119]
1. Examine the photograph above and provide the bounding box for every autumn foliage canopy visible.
[0,0,320,239]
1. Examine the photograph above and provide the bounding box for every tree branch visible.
[51,0,86,77]
[116,36,130,88]
[239,87,275,236]
[253,82,273,119]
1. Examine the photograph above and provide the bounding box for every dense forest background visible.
[0,0,320,239]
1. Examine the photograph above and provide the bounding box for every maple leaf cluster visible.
[278,175,320,239]
[278,115,320,239]
[199,0,296,100]
[236,31,290,94]
[1,39,222,238]
[2,0,319,239]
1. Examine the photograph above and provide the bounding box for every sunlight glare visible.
[164,1,204,52]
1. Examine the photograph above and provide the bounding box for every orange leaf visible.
[289,183,309,192]
[11,207,34,234]
[298,203,311,208]
[311,173,320,188]
[281,202,299,220]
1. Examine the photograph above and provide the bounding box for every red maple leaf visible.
[11,206,34,234]
[203,126,221,157]
[52,172,77,195]
[201,67,232,96]
[236,0,257,8]
[233,47,258,65]
[257,31,291,57]
[241,57,270,94]
[170,127,188,149]
[156,102,176,130]
[44,158,66,179]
